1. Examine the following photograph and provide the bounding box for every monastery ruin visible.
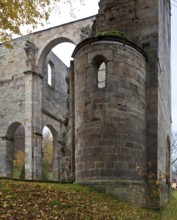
[0,0,171,206]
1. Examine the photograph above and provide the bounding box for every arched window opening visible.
[47,62,53,86]
[13,125,25,179]
[98,62,106,88]
[6,123,25,179]
[42,126,54,181]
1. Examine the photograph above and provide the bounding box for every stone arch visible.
[37,37,76,74]
[6,122,25,178]
[42,124,60,181]
[38,37,74,182]
[92,54,107,66]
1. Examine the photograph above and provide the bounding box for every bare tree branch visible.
[172,133,177,172]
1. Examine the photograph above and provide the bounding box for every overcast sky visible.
[28,0,177,133]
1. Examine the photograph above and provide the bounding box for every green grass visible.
[160,190,177,219]
[0,179,177,220]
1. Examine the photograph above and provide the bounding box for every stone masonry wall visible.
[42,51,68,122]
[42,51,69,181]
[73,37,147,203]
[0,15,95,179]
[0,77,25,129]
[95,0,171,184]
[73,38,147,190]
[157,0,171,204]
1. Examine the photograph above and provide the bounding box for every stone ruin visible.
[0,0,171,206]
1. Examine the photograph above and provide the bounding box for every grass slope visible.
[0,179,177,220]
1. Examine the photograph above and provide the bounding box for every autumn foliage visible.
[0,0,84,43]
[42,127,53,180]
[0,0,53,41]
[13,150,24,170]
[0,179,177,219]
[13,150,25,179]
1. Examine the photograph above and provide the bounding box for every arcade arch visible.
[0,16,95,180]
[37,37,76,74]
[52,42,75,67]
[42,125,60,181]
[6,122,25,179]
[33,37,76,181]
[42,126,54,180]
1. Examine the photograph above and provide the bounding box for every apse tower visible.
[72,0,171,205]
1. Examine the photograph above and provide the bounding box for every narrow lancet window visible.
[98,62,106,88]
[47,63,52,86]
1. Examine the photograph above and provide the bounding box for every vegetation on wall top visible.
[97,30,128,40]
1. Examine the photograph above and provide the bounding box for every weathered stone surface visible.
[74,38,147,184]
[73,0,171,206]
[0,0,171,207]
[0,16,95,181]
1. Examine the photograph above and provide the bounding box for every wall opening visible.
[6,123,25,179]
[52,42,75,67]
[42,41,75,91]
[13,125,25,179]
[97,62,106,88]
[47,62,53,86]
[40,39,76,181]
[42,126,54,181]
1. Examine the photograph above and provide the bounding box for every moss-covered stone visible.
[97,30,128,40]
